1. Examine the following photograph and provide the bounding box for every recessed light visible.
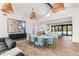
[46,13,50,16]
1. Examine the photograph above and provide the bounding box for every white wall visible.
[26,19,35,34]
[72,11,79,42]
[0,13,8,38]
[0,3,8,38]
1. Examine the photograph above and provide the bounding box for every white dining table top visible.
[29,35,54,39]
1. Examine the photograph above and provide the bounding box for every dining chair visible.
[47,38,54,45]
[30,36,35,42]
[34,37,44,46]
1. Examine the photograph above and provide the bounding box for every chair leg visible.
[44,39,48,48]
[53,40,57,50]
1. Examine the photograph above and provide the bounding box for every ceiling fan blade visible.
[46,3,53,8]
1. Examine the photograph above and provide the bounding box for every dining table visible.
[27,34,58,50]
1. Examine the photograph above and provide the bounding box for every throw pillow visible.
[5,38,16,49]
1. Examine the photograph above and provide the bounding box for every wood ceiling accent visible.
[1,3,14,13]
[52,3,65,12]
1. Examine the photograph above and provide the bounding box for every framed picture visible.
[8,18,26,33]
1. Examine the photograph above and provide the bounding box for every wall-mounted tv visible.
[8,18,26,33]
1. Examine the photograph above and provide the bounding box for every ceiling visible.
[12,3,50,19]
[40,16,72,25]
[11,3,79,19]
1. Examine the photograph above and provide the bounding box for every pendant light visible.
[30,8,36,20]
[52,3,64,12]
[1,3,14,14]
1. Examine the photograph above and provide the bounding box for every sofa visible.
[1,47,25,56]
[0,37,16,55]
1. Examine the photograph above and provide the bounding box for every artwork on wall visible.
[8,18,26,33]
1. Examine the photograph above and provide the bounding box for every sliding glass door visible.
[68,25,72,36]
[51,26,55,32]
[63,25,67,36]
[57,26,62,36]
[51,24,72,36]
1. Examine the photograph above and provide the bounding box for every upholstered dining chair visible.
[47,38,53,45]
[27,35,32,44]
[37,37,44,46]
[34,37,38,45]
[47,37,58,50]
[30,36,35,43]
[27,34,30,40]
[35,37,44,46]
